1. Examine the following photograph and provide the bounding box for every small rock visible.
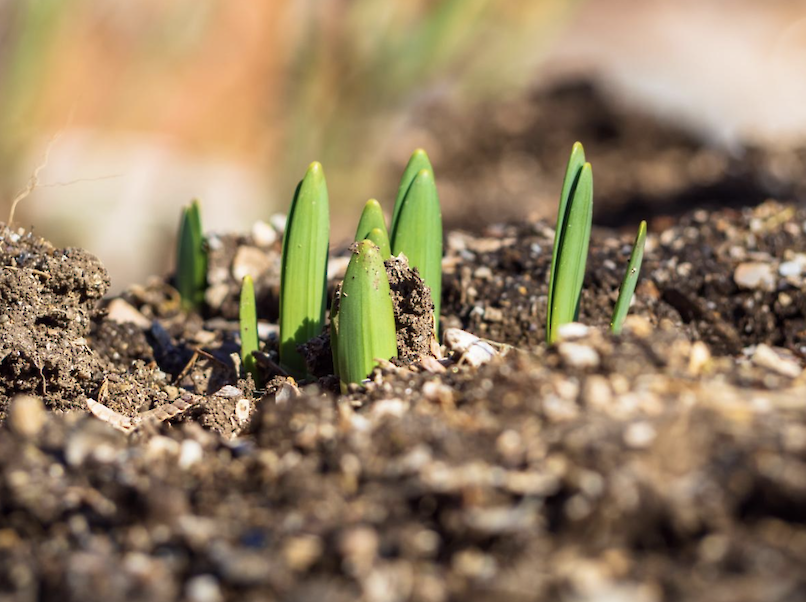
[339,526,379,575]
[444,329,497,367]
[232,246,271,282]
[250,220,277,247]
[106,298,151,329]
[8,395,47,438]
[179,439,204,469]
[752,344,802,378]
[624,422,657,448]
[283,535,323,572]
[269,214,287,234]
[779,261,802,278]
[205,284,230,310]
[558,342,600,369]
[688,341,712,375]
[556,322,590,340]
[235,398,252,424]
[370,398,408,419]
[734,262,776,291]
[622,315,652,338]
[185,575,223,602]
[496,430,524,465]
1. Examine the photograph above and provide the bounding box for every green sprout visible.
[546,142,593,344]
[279,162,330,378]
[390,150,442,334]
[176,199,207,312]
[355,198,391,257]
[391,149,433,234]
[239,275,260,384]
[337,240,397,391]
[610,220,647,335]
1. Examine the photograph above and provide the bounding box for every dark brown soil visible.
[2,84,806,602]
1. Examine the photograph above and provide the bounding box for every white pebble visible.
[734,262,776,291]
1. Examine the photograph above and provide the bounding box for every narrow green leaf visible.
[546,143,586,339]
[367,228,391,258]
[391,148,433,235]
[547,146,593,343]
[390,168,442,335]
[280,162,330,378]
[610,220,647,335]
[176,199,207,312]
[337,240,398,389]
[239,275,260,384]
[355,199,388,243]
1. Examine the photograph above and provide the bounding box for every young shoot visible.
[176,199,207,312]
[546,142,593,344]
[390,151,442,335]
[239,275,260,384]
[355,198,391,257]
[279,162,330,378]
[610,220,647,335]
[337,240,397,392]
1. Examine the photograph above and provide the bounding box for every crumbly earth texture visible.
[1,193,806,602]
[2,82,806,602]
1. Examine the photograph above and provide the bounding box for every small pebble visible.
[734,262,776,291]
[8,395,47,438]
[624,422,657,448]
[688,341,711,375]
[558,342,600,369]
[232,246,271,282]
[752,344,802,378]
[106,298,151,329]
[250,220,277,247]
[283,535,323,572]
[179,439,204,469]
[556,322,590,340]
[779,261,802,278]
[185,575,223,602]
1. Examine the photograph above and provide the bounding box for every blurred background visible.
[1,0,805,290]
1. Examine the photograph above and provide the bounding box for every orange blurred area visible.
[1,0,805,290]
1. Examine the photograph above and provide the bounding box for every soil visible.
[2,84,806,602]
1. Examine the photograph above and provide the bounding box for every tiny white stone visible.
[624,422,657,448]
[443,328,497,367]
[179,439,204,469]
[269,213,287,234]
[752,344,802,378]
[106,298,151,329]
[558,342,600,368]
[734,262,776,291]
[235,398,252,423]
[250,220,277,247]
[370,398,409,419]
[779,261,802,277]
[556,322,590,340]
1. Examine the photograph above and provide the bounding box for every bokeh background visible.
[1,0,805,291]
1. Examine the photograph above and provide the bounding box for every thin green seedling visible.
[337,240,397,391]
[391,148,433,234]
[546,142,593,344]
[239,275,260,385]
[367,227,391,258]
[176,199,207,312]
[279,162,330,378]
[390,159,442,335]
[355,198,390,256]
[610,220,647,335]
